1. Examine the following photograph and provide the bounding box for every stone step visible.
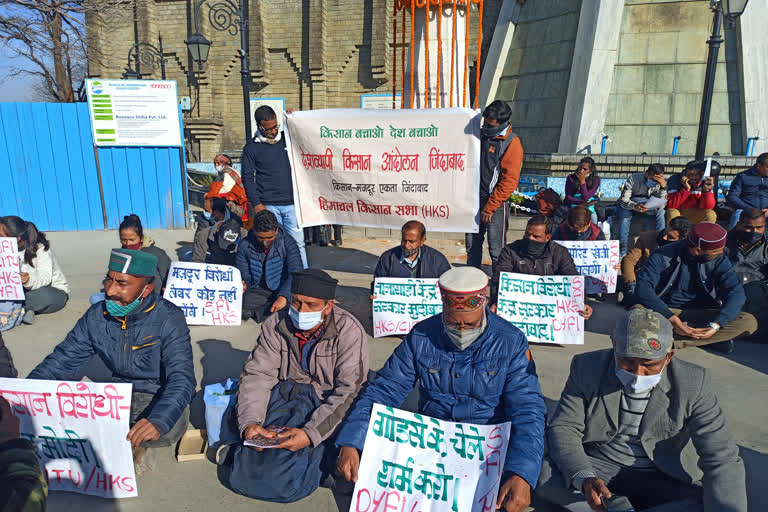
[341,214,532,242]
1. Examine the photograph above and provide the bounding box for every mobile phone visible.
[602,495,635,512]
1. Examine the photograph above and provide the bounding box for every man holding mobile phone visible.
[665,160,717,225]
[535,309,747,511]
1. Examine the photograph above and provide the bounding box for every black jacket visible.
[724,233,768,281]
[0,333,17,378]
[371,245,451,293]
[241,135,294,206]
[491,240,578,302]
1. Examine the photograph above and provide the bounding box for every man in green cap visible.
[28,249,196,473]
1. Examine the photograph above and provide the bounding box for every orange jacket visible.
[482,131,524,217]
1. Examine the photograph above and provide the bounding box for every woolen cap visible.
[291,268,338,300]
[612,309,672,360]
[108,248,157,277]
[438,267,488,310]
[687,222,727,250]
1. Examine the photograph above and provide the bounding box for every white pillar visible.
[478,0,522,109]
[404,5,468,109]
[558,0,625,153]
[738,0,768,156]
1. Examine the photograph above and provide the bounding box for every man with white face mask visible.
[229,268,369,502]
[537,308,746,512]
[337,267,546,512]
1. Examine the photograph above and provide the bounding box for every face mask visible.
[656,231,673,246]
[122,242,142,251]
[215,164,226,173]
[443,313,487,350]
[693,253,717,263]
[106,286,148,318]
[202,211,212,221]
[615,360,666,393]
[524,238,548,259]
[289,304,325,331]
[481,123,506,138]
[402,246,418,258]
[739,230,763,245]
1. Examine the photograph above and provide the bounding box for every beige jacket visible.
[236,305,369,447]
[620,230,659,283]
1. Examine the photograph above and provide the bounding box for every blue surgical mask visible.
[614,358,666,393]
[202,211,212,220]
[106,286,147,318]
[289,304,325,331]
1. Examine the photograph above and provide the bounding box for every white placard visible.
[163,262,242,326]
[0,237,24,300]
[555,240,620,294]
[496,272,585,345]
[86,79,181,146]
[0,378,137,498]
[250,97,286,138]
[361,93,402,109]
[352,404,511,512]
[285,108,481,232]
[372,278,442,337]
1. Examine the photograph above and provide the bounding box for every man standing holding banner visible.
[336,267,546,512]
[28,249,196,474]
[466,100,524,276]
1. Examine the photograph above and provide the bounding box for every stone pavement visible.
[4,229,767,512]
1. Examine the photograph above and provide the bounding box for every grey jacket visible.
[236,305,369,447]
[547,349,746,512]
[616,172,668,210]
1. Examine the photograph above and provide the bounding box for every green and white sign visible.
[86,79,181,147]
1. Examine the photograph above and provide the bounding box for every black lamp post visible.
[186,0,252,141]
[126,34,167,80]
[694,0,750,161]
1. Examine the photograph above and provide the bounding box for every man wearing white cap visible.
[537,308,746,511]
[336,266,547,512]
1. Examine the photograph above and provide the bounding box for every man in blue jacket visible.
[336,266,546,512]
[726,152,768,228]
[370,220,451,296]
[634,222,756,354]
[28,249,195,473]
[236,209,303,322]
[242,105,307,267]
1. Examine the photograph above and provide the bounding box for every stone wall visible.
[87,0,502,162]
[493,0,582,153]
[604,0,742,155]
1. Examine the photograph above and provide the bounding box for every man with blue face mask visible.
[228,268,369,503]
[28,249,195,474]
[337,267,546,512]
[615,163,669,257]
[537,308,747,512]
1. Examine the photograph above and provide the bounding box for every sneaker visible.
[704,339,735,355]
[22,310,35,325]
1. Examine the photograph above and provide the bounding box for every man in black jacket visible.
[370,220,450,297]
[241,105,307,268]
[491,215,592,319]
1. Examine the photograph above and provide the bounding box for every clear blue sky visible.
[0,47,37,102]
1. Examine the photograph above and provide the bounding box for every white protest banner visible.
[352,404,511,512]
[163,262,242,325]
[372,278,442,337]
[497,272,585,345]
[285,108,481,232]
[86,79,181,146]
[0,378,136,498]
[0,237,24,300]
[555,240,620,294]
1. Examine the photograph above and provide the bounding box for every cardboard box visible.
[176,429,208,462]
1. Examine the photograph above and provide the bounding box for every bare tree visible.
[0,0,129,102]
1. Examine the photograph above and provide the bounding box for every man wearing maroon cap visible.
[634,222,757,354]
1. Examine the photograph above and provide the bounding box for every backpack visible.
[227,380,325,503]
[535,188,562,216]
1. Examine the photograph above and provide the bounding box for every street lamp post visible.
[695,0,750,161]
[186,0,252,142]
[124,34,167,80]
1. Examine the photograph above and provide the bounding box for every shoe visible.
[215,443,234,465]
[22,310,35,325]
[132,446,157,475]
[705,340,735,355]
